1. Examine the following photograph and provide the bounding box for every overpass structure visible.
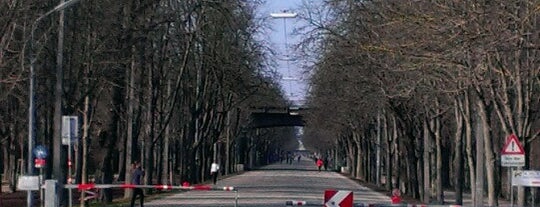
[248,106,307,128]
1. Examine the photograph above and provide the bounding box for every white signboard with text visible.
[512,170,540,187]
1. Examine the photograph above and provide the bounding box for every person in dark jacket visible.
[130,161,145,207]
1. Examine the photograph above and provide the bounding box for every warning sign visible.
[501,134,525,167]
[324,190,353,207]
[501,134,525,155]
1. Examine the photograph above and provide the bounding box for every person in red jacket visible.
[391,188,401,204]
[316,158,323,171]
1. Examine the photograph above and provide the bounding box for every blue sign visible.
[33,145,48,159]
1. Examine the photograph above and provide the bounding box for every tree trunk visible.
[79,72,91,207]
[477,98,497,206]
[423,119,431,203]
[53,2,67,205]
[124,44,136,199]
[346,135,355,175]
[429,119,437,199]
[463,90,475,202]
[385,112,393,191]
[453,97,464,205]
[225,110,231,175]
[434,112,444,204]
[144,53,156,191]
[376,111,382,186]
[356,140,363,179]
[162,79,171,184]
[103,85,123,203]
[353,130,363,179]
[0,143,2,194]
[100,129,115,203]
[392,116,399,189]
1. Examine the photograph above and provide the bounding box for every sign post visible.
[33,145,48,206]
[62,116,78,207]
[501,134,525,207]
[501,134,525,167]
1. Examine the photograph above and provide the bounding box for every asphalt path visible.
[143,157,391,207]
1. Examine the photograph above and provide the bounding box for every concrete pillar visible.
[45,180,59,207]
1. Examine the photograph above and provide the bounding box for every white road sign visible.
[17,175,40,191]
[512,170,540,187]
[62,116,79,145]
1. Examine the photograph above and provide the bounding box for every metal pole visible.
[40,168,44,207]
[532,187,536,207]
[270,11,297,100]
[235,190,238,207]
[68,142,72,207]
[282,17,293,97]
[27,1,83,206]
[28,22,37,207]
[511,168,514,207]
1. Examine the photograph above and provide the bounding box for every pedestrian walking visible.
[316,158,323,172]
[210,161,220,184]
[391,188,402,204]
[130,161,145,207]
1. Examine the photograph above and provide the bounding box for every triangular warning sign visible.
[501,134,525,155]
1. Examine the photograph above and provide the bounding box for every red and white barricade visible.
[285,200,308,206]
[65,183,238,206]
[64,183,235,191]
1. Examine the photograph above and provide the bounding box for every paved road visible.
[144,157,391,206]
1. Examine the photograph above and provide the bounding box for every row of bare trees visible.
[300,0,540,206]
[0,0,298,205]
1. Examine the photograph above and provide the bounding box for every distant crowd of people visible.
[280,153,303,164]
[274,151,333,172]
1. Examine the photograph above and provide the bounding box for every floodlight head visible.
[270,12,298,18]
[282,76,300,81]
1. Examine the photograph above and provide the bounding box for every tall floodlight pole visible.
[270,11,298,101]
[28,0,82,206]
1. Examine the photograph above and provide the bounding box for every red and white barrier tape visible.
[360,204,461,207]
[64,183,235,191]
[285,200,307,206]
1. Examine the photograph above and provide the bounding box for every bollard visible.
[45,180,59,207]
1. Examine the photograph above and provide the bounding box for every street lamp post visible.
[28,0,82,206]
[270,11,298,100]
